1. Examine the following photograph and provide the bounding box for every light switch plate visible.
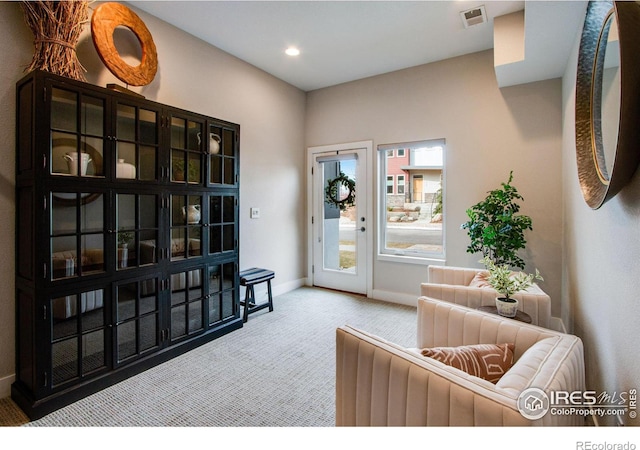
[250,207,260,219]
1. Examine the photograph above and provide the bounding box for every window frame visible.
[377,139,445,264]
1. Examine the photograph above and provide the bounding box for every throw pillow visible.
[421,343,515,383]
[468,271,491,288]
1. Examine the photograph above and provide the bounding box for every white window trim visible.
[397,174,405,195]
[377,139,446,263]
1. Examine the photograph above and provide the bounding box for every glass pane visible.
[52,338,78,385]
[224,158,234,185]
[171,306,186,338]
[171,195,185,226]
[138,314,155,352]
[81,234,104,274]
[117,283,136,321]
[117,194,136,230]
[189,269,203,300]
[223,129,234,156]
[186,196,202,224]
[209,225,221,254]
[140,292,157,315]
[81,136,104,177]
[51,88,77,132]
[140,234,157,266]
[321,159,357,273]
[81,96,104,136]
[210,196,221,223]
[171,149,186,182]
[116,142,137,179]
[210,155,222,184]
[209,266,221,294]
[80,290,104,332]
[82,330,105,374]
[222,290,234,319]
[223,196,234,222]
[51,236,77,279]
[140,109,157,144]
[222,262,235,289]
[51,194,76,235]
[139,145,156,180]
[189,228,201,257]
[52,296,78,340]
[140,195,157,229]
[380,142,444,257]
[171,117,186,149]
[209,295,221,324]
[188,152,201,184]
[187,121,202,151]
[188,301,203,332]
[80,194,103,233]
[223,224,234,252]
[118,321,136,360]
[117,104,136,141]
[171,228,186,260]
[51,132,77,175]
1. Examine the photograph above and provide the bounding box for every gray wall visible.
[306,50,564,315]
[0,1,307,396]
[561,19,640,426]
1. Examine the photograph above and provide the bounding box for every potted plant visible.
[461,171,532,270]
[480,257,543,318]
[118,229,133,249]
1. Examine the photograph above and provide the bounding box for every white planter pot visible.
[495,297,518,318]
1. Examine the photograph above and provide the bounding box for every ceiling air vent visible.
[460,5,487,28]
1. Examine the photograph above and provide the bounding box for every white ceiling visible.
[128,0,587,92]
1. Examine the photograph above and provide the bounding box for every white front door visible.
[309,142,371,295]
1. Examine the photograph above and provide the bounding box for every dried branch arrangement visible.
[21,0,89,81]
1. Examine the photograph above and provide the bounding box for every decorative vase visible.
[182,205,201,224]
[116,159,136,178]
[495,297,518,318]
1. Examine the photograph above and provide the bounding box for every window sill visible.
[377,253,445,266]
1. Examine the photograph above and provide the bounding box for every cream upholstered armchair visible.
[421,265,552,328]
[335,297,585,426]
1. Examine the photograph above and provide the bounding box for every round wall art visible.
[91,2,158,86]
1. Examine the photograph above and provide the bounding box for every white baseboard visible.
[0,373,15,399]
[371,289,419,307]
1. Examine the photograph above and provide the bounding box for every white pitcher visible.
[209,133,221,154]
[64,152,92,176]
[182,204,201,224]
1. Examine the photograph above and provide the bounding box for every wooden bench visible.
[239,267,275,322]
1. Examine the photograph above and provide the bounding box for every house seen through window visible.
[378,139,444,259]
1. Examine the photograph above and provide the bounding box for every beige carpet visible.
[1,287,417,427]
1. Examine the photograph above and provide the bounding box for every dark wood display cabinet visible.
[13,70,242,419]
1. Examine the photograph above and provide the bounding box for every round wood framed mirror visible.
[575,1,640,209]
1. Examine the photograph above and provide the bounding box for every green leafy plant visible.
[117,229,133,247]
[461,171,532,270]
[480,257,543,301]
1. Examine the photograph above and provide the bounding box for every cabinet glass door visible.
[207,262,236,325]
[50,192,105,280]
[209,125,237,186]
[170,268,204,340]
[115,277,160,363]
[116,104,159,181]
[116,193,159,270]
[50,288,107,387]
[170,116,203,184]
[50,87,105,177]
[170,194,203,260]
[208,194,237,255]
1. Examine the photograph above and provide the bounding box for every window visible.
[386,149,394,158]
[386,175,394,194]
[378,139,445,261]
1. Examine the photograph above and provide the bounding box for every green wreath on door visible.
[325,171,356,211]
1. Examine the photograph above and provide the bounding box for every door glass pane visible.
[51,132,77,175]
[51,88,77,131]
[321,158,357,273]
[117,104,136,141]
[139,145,156,180]
[81,136,104,177]
[140,109,157,144]
[116,142,137,179]
[81,96,104,137]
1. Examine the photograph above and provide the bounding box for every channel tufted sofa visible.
[421,265,552,328]
[336,296,585,426]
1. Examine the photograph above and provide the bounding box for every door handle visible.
[360,227,366,232]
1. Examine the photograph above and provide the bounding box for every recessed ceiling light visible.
[285,47,300,56]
